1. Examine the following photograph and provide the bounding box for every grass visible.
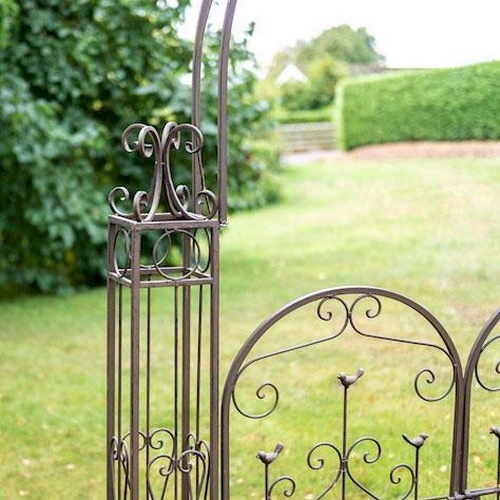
[1,155,499,498]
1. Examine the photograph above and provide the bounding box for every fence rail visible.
[278,122,336,153]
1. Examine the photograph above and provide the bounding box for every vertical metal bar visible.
[449,372,465,496]
[130,227,142,499]
[146,285,152,498]
[118,284,123,499]
[182,234,192,499]
[264,463,270,500]
[195,285,204,492]
[174,286,180,500]
[341,385,348,499]
[414,447,420,500]
[107,224,117,499]
[195,285,204,442]
[210,226,220,500]
[217,0,239,225]
[496,436,500,500]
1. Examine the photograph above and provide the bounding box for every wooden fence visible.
[278,122,336,153]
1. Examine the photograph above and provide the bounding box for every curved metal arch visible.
[191,0,214,130]
[189,0,239,224]
[217,0,239,226]
[184,0,236,222]
[191,0,215,216]
[461,308,500,490]
[220,285,466,498]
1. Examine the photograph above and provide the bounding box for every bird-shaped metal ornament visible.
[338,367,365,389]
[402,433,428,449]
[257,442,285,465]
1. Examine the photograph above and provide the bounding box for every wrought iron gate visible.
[221,287,500,499]
[106,1,499,498]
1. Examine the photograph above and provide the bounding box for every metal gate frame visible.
[105,1,499,498]
[221,287,500,499]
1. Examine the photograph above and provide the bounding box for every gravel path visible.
[282,141,500,164]
[344,141,500,159]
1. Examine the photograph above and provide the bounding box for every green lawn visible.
[1,155,499,498]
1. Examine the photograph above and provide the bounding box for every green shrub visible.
[276,107,334,124]
[0,2,274,294]
[336,61,500,150]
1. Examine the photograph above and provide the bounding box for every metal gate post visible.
[106,2,229,497]
[106,143,223,499]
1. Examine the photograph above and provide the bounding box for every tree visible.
[296,25,385,69]
[0,1,275,293]
[267,24,384,112]
[280,56,347,111]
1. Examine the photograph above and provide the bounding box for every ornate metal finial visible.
[108,121,218,223]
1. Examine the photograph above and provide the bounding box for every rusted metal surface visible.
[106,1,498,498]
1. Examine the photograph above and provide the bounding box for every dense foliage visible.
[0,0,276,293]
[265,24,384,112]
[275,107,335,125]
[336,61,500,151]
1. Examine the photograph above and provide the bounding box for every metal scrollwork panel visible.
[108,430,210,499]
[108,122,218,223]
[221,286,465,499]
[108,226,213,285]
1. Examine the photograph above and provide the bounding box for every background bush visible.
[336,61,500,151]
[275,107,334,125]
[0,1,277,294]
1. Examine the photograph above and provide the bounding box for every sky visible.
[182,0,500,69]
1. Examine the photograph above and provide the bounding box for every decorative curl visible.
[307,442,342,498]
[316,296,350,337]
[121,122,162,157]
[178,448,210,499]
[152,229,203,281]
[109,438,130,495]
[232,381,279,419]
[183,436,211,499]
[177,448,208,475]
[475,335,500,392]
[414,367,454,402]
[111,228,131,278]
[148,428,176,452]
[345,437,382,498]
[148,454,175,478]
[196,189,218,219]
[389,464,415,500]
[109,121,217,222]
[162,123,213,220]
[119,122,166,221]
[121,430,148,452]
[147,454,176,499]
[108,186,131,218]
[349,293,457,403]
[347,436,382,465]
[349,294,383,334]
[268,476,297,498]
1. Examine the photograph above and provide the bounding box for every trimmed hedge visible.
[336,61,500,151]
[275,106,334,124]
